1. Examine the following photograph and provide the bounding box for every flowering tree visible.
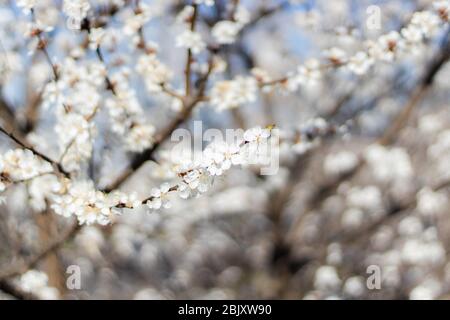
[0,0,449,300]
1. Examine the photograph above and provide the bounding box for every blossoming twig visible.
[0,126,69,177]
[185,4,198,97]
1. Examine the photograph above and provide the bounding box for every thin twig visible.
[185,4,198,97]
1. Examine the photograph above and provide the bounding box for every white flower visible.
[346,185,383,212]
[2,149,52,181]
[401,25,423,44]
[410,279,442,300]
[63,0,91,29]
[175,30,206,54]
[51,180,119,225]
[289,59,322,89]
[29,174,60,211]
[294,10,321,29]
[176,5,195,24]
[203,142,242,176]
[241,127,272,163]
[179,169,212,198]
[369,31,403,62]
[43,81,66,108]
[243,126,271,143]
[212,21,242,44]
[347,51,374,75]
[123,13,148,36]
[434,0,449,22]
[343,277,365,297]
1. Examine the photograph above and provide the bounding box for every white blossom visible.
[347,51,374,75]
[323,47,347,65]
[175,29,206,54]
[136,54,172,93]
[125,123,156,152]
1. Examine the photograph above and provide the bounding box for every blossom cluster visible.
[0,126,274,225]
[62,0,91,30]
[210,76,258,111]
[274,1,450,90]
[45,58,106,171]
[0,149,53,194]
